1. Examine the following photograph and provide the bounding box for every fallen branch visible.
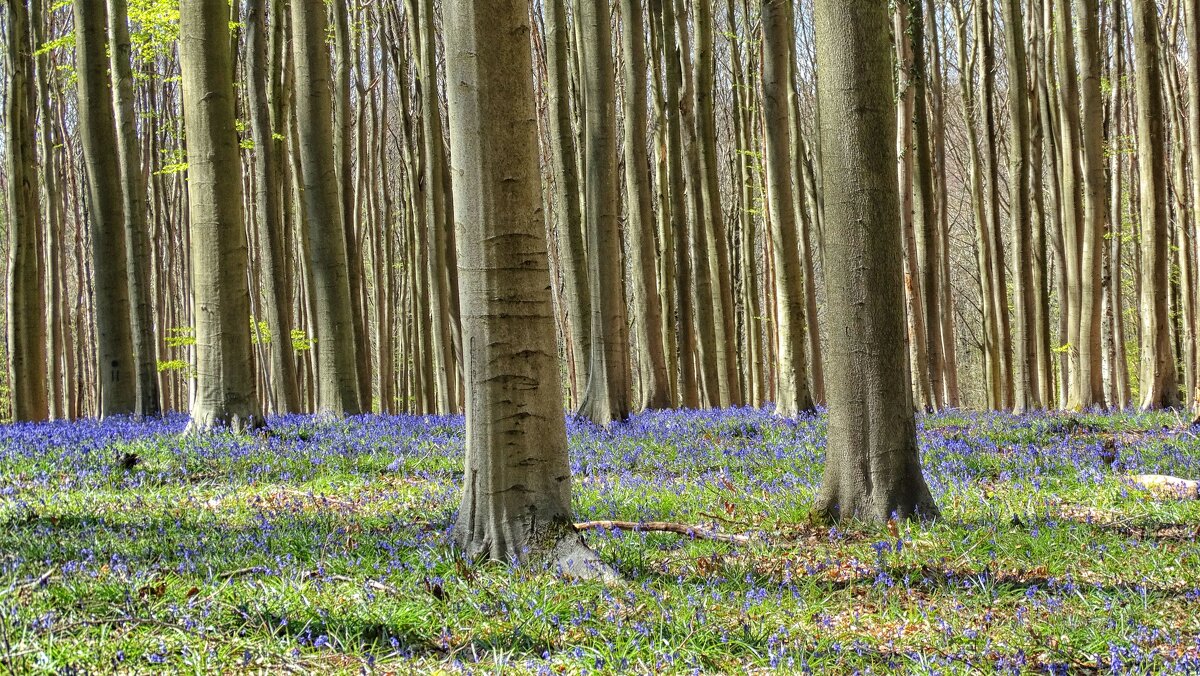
[1126,475,1200,500]
[574,520,752,545]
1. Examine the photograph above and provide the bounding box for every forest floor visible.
[0,407,1198,674]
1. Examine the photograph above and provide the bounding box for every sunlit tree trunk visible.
[813,0,937,521]
[1132,0,1181,409]
[4,0,49,422]
[179,0,263,431]
[446,0,610,578]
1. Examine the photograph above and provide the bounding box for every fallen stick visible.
[1126,474,1200,499]
[574,520,752,545]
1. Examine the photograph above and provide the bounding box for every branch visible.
[574,520,752,545]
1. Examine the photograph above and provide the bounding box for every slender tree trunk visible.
[544,0,591,405]
[246,0,300,414]
[812,0,937,522]
[5,0,49,421]
[620,0,672,411]
[695,0,741,407]
[73,0,137,417]
[1075,0,1109,409]
[1132,0,1181,409]
[179,0,263,431]
[445,0,610,578]
[577,0,632,425]
[761,0,814,417]
[291,0,362,415]
[1001,0,1039,410]
[1185,0,1200,419]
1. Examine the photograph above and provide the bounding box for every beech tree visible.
[445,0,609,577]
[812,0,938,521]
[4,0,49,422]
[73,0,137,418]
[178,0,261,431]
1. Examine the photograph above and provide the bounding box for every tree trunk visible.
[1185,0,1200,418]
[620,0,672,411]
[291,0,362,415]
[106,0,161,418]
[1074,0,1108,409]
[179,0,263,431]
[246,0,300,414]
[445,0,610,578]
[4,0,49,421]
[544,0,591,406]
[1132,0,1181,409]
[73,0,137,417]
[1001,0,1039,410]
[812,0,937,522]
[761,0,814,417]
[577,0,632,425]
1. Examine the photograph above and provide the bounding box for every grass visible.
[0,407,1198,673]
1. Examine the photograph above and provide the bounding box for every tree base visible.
[184,411,264,435]
[455,517,619,582]
[813,472,939,524]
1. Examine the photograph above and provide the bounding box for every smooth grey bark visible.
[179,0,263,431]
[1000,0,1039,410]
[577,0,632,425]
[445,0,610,578]
[544,0,592,404]
[812,0,937,521]
[246,0,300,414]
[761,0,814,417]
[107,0,161,418]
[331,0,372,408]
[1074,0,1108,409]
[32,0,62,419]
[1132,0,1181,410]
[5,0,49,421]
[291,0,362,415]
[1187,0,1200,419]
[620,0,672,411]
[73,0,137,417]
[694,0,741,407]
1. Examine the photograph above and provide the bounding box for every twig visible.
[699,511,755,528]
[0,565,58,598]
[574,520,753,545]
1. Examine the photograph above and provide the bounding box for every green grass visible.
[0,409,1198,673]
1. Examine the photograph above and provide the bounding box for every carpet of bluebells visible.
[0,407,1199,674]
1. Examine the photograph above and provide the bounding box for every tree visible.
[761,0,814,417]
[812,0,937,521]
[619,0,672,411]
[445,0,609,578]
[246,0,300,414]
[179,0,262,431]
[1131,0,1181,410]
[577,0,632,425]
[544,0,591,405]
[291,0,362,415]
[1184,0,1200,422]
[107,0,161,418]
[4,0,49,422]
[73,0,137,418]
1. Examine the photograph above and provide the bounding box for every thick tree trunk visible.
[1132,0,1181,409]
[813,0,937,522]
[761,0,814,417]
[73,0,137,418]
[179,0,263,432]
[291,0,362,415]
[5,0,49,422]
[577,0,632,425]
[445,0,610,578]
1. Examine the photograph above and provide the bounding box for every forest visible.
[1,0,1199,672]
